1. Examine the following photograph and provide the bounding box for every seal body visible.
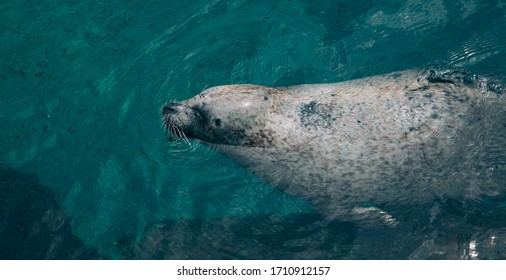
[163,69,506,219]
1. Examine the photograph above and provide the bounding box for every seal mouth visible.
[162,102,195,146]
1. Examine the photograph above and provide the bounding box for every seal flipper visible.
[319,203,399,227]
[351,206,399,227]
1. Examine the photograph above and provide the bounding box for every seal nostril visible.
[215,119,221,126]
[163,104,179,115]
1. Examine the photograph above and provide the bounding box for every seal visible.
[162,69,506,220]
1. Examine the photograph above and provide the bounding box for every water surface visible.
[1,0,505,259]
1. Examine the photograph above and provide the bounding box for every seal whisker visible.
[170,124,180,138]
[169,125,176,139]
[172,125,181,140]
[169,125,191,147]
[168,124,178,141]
[174,126,182,139]
[180,131,192,147]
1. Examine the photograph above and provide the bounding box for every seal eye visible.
[193,106,208,120]
[263,96,268,101]
[215,119,221,127]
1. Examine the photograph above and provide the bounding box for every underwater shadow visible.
[0,164,99,259]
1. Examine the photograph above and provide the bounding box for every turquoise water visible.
[1,0,505,259]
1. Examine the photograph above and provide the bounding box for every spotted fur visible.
[162,69,506,220]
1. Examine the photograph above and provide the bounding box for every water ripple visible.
[445,31,506,68]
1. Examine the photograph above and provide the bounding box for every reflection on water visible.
[0,0,505,259]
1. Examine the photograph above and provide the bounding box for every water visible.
[1,0,505,259]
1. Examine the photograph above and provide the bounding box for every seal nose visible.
[162,103,183,115]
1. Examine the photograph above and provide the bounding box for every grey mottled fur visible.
[163,69,506,220]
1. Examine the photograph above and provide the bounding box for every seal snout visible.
[162,103,185,115]
[162,102,196,145]
[162,102,199,135]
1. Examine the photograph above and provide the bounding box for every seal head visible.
[163,85,272,146]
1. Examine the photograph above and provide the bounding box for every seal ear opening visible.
[214,119,221,127]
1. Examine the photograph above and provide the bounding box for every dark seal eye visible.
[193,106,208,120]
[263,96,269,101]
[215,119,221,126]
